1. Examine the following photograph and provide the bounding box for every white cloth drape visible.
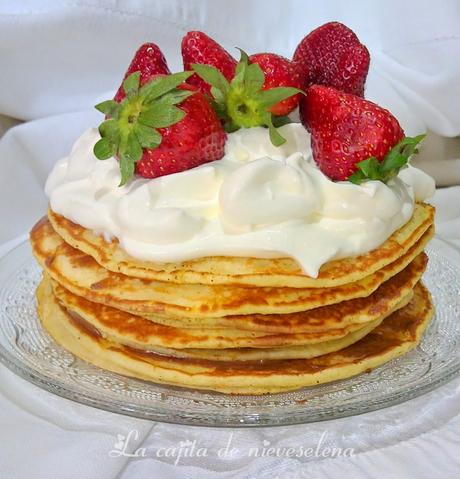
[1,1,460,478]
[1,0,460,136]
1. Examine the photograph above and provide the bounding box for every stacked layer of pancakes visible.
[30,203,435,394]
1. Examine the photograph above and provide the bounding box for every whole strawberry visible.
[114,43,170,102]
[135,83,226,179]
[94,72,226,184]
[191,49,303,146]
[293,22,370,97]
[301,85,424,183]
[182,31,237,94]
[249,53,302,115]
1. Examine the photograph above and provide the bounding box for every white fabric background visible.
[1,1,460,477]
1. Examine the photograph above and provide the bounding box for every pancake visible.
[126,317,384,361]
[42,277,392,359]
[139,253,427,331]
[117,318,385,361]
[49,274,412,353]
[30,217,434,319]
[48,202,434,288]
[37,280,434,394]
[52,251,426,337]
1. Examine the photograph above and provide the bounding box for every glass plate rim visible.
[0,238,459,427]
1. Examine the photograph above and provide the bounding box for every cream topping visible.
[45,123,435,277]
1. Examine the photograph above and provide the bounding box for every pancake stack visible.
[30,203,435,394]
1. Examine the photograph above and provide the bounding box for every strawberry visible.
[191,50,303,146]
[114,43,170,103]
[94,72,226,184]
[135,84,226,179]
[293,22,370,97]
[300,85,424,183]
[181,31,237,94]
[182,31,303,145]
[249,53,303,115]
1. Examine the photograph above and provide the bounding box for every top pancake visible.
[48,203,434,288]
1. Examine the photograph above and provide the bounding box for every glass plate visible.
[0,240,459,427]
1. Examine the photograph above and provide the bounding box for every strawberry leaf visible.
[224,120,240,133]
[94,138,117,160]
[381,135,425,174]
[191,64,230,97]
[348,170,366,185]
[256,87,303,109]
[209,98,228,120]
[243,63,265,94]
[140,71,192,102]
[95,100,120,118]
[119,154,135,186]
[134,123,162,148]
[235,48,250,65]
[262,112,286,147]
[125,132,143,163]
[210,86,226,104]
[356,157,380,179]
[272,115,292,128]
[233,48,249,81]
[158,89,195,105]
[139,104,185,128]
[123,72,141,98]
[348,135,426,185]
[98,119,119,140]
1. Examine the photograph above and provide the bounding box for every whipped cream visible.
[45,124,435,277]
